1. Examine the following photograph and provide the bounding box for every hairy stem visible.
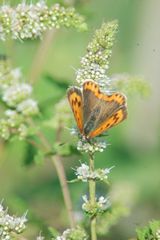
[89,152,97,240]
[51,155,75,228]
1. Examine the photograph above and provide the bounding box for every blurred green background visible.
[0,0,160,239]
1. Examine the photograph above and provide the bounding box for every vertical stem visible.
[51,124,75,228]
[37,129,76,228]
[89,152,97,240]
[51,155,75,228]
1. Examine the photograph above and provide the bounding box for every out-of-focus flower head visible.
[82,195,111,217]
[0,1,87,41]
[0,59,39,140]
[76,21,118,93]
[55,226,87,240]
[0,202,27,239]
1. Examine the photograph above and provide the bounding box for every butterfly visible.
[67,80,127,140]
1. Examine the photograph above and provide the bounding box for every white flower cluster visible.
[52,99,73,129]
[0,62,39,140]
[0,1,87,41]
[77,139,107,153]
[0,66,38,116]
[3,83,32,106]
[36,235,45,240]
[56,229,71,240]
[69,127,79,136]
[17,99,39,116]
[97,196,111,211]
[76,63,108,87]
[0,110,28,140]
[55,227,87,240]
[5,110,23,127]
[0,119,10,140]
[0,67,21,88]
[82,195,110,214]
[75,163,114,182]
[76,21,118,92]
[0,203,27,240]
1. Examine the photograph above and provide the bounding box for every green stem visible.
[51,155,75,228]
[89,152,97,240]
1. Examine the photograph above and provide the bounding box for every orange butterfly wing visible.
[88,106,127,138]
[67,87,83,134]
[83,80,126,105]
[83,80,127,139]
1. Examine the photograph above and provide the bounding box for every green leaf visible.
[52,143,81,157]
[34,150,45,165]
[135,220,160,240]
[70,145,82,156]
[149,220,160,234]
[45,149,57,157]
[136,227,148,240]
[24,142,37,166]
[48,227,59,238]
[44,74,69,90]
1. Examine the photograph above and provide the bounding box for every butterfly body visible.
[67,80,127,139]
